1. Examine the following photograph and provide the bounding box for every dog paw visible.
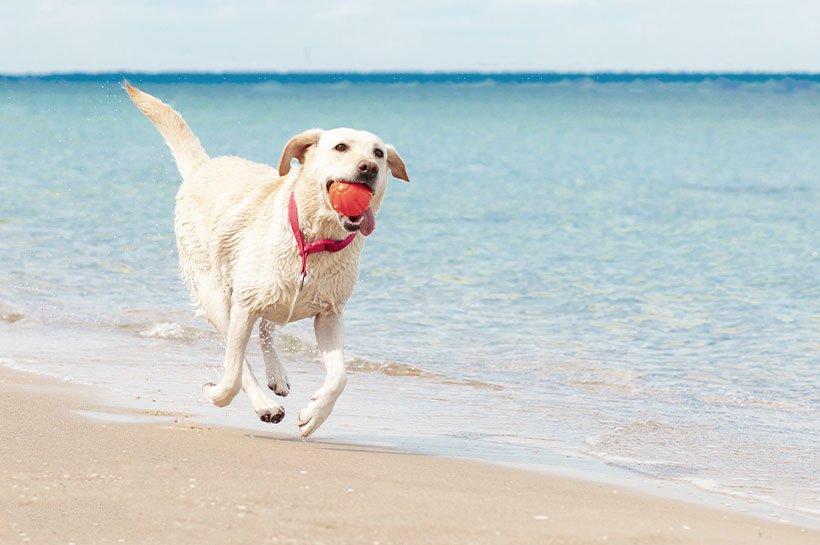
[202,382,238,408]
[258,406,285,424]
[267,377,290,397]
[297,392,337,438]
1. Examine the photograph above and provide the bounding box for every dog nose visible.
[357,160,379,177]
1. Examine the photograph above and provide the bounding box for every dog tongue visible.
[359,207,375,236]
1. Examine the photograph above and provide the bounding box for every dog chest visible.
[255,260,358,323]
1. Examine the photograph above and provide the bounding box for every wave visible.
[584,446,820,524]
[135,321,213,342]
[0,303,24,323]
[1,311,24,323]
[111,314,504,390]
[0,303,25,324]
[584,431,697,480]
[344,356,504,389]
[696,393,794,410]
[115,316,218,343]
[345,357,429,377]
[684,478,820,519]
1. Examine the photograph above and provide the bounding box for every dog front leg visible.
[298,311,348,438]
[203,302,254,407]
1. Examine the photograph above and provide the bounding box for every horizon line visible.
[3,70,820,84]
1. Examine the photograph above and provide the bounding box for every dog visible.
[125,83,409,437]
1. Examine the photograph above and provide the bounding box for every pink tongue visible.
[359,207,376,236]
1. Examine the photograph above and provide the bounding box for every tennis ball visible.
[328,182,373,217]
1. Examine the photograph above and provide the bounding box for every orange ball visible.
[328,182,373,217]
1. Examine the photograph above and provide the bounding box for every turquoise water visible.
[1,75,818,524]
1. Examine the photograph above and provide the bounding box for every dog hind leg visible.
[196,276,285,423]
[260,318,290,397]
[202,301,252,407]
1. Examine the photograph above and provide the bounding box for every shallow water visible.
[1,74,818,525]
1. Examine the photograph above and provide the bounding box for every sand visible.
[0,367,816,545]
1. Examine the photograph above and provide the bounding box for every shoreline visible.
[0,366,817,545]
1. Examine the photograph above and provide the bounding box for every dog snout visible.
[357,160,379,179]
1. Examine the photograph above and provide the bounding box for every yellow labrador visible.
[125,83,409,437]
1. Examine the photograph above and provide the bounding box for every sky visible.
[3,0,820,74]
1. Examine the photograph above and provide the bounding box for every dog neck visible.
[289,191,357,285]
[290,178,350,241]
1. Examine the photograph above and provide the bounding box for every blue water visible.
[1,74,818,524]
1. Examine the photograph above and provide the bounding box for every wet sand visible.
[0,367,816,545]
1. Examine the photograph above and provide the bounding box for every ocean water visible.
[1,74,818,525]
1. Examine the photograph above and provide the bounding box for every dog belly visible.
[258,301,320,325]
[257,281,349,325]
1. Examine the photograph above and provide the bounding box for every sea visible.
[1,72,818,527]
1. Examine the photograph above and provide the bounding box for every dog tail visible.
[124,81,209,180]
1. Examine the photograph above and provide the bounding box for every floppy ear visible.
[385,144,410,182]
[278,129,323,176]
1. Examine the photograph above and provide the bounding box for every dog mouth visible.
[342,215,363,232]
[326,180,376,236]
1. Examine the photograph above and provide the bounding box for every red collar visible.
[289,191,357,286]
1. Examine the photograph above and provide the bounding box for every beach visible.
[1,75,819,529]
[0,366,816,545]
[2,0,820,540]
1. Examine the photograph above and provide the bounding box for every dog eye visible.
[374,148,384,158]
[334,143,348,152]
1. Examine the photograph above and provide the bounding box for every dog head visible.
[279,128,409,236]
